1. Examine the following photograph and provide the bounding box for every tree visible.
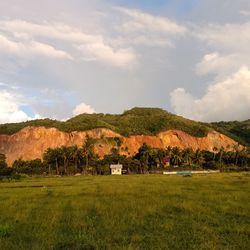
[70,145,84,172]
[13,158,45,175]
[193,149,204,167]
[123,157,140,173]
[171,147,182,166]
[136,143,151,173]
[213,147,218,161]
[233,143,241,166]
[156,149,167,168]
[182,148,194,165]
[218,147,225,168]
[238,147,249,167]
[0,153,7,168]
[0,153,12,176]
[43,148,62,175]
[61,146,72,175]
[82,135,95,170]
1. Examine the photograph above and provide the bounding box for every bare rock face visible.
[0,126,239,165]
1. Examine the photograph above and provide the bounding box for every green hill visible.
[0,107,249,145]
[0,107,210,137]
[209,120,250,146]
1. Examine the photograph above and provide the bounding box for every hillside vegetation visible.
[210,120,250,146]
[0,108,210,137]
[0,107,249,145]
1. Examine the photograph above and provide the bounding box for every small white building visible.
[110,164,123,175]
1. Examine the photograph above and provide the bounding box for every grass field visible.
[0,173,249,250]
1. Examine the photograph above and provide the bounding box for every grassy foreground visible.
[0,173,249,250]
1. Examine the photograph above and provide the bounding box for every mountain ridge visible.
[0,107,249,146]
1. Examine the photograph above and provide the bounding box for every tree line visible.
[0,136,250,177]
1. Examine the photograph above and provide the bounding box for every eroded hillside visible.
[0,126,239,165]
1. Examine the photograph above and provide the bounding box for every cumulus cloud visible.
[170,66,250,122]
[0,90,40,124]
[73,103,96,116]
[193,21,250,76]
[195,52,243,77]
[188,21,250,121]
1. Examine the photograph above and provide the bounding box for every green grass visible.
[0,173,249,249]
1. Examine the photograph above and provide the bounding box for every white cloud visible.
[114,7,186,48]
[196,52,242,77]
[0,34,73,60]
[73,102,96,116]
[240,10,250,16]
[117,7,187,34]
[0,19,137,68]
[76,43,136,68]
[0,90,40,123]
[170,66,250,122]
[195,22,250,52]
[173,21,250,122]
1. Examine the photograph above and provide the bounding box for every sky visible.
[0,0,250,123]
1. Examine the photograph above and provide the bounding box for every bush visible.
[203,161,218,170]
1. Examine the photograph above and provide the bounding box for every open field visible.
[0,173,249,250]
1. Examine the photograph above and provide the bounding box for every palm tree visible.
[69,145,83,172]
[213,147,218,161]
[61,146,71,175]
[193,149,204,167]
[82,135,95,170]
[0,153,7,168]
[138,143,151,173]
[43,148,62,175]
[182,148,194,165]
[233,143,241,166]
[238,147,248,167]
[218,147,225,168]
[171,147,182,166]
[157,149,166,168]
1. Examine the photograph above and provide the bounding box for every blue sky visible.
[0,0,250,123]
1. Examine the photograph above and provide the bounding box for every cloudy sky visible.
[0,0,250,123]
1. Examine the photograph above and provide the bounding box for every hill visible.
[0,107,210,137]
[209,120,250,146]
[0,107,249,145]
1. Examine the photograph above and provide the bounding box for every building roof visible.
[110,164,123,169]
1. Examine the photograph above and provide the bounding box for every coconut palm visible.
[193,149,204,167]
[171,147,182,166]
[69,145,83,172]
[218,147,225,168]
[61,146,71,175]
[82,135,95,169]
[43,147,62,175]
[213,147,218,161]
[138,143,151,173]
[182,148,194,165]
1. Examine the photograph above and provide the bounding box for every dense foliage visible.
[0,107,210,137]
[210,119,250,146]
[1,142,249,177]
[0,153,13,177]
